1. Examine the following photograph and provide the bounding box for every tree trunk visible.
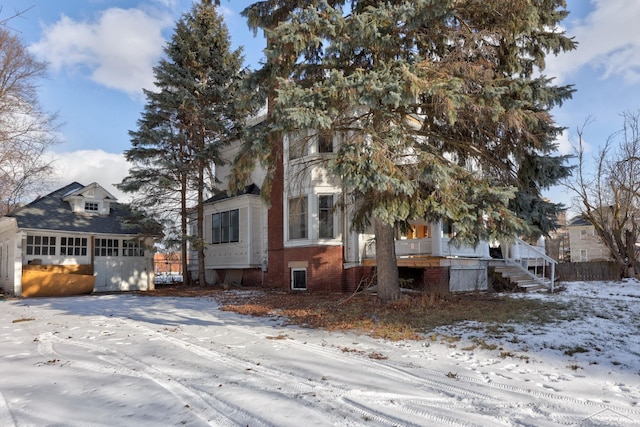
[180,176,191,286]
[374,218,401,301]
[197,164,207,286]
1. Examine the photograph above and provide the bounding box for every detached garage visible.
[0,182,161,297]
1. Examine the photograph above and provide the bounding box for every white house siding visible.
[568,224,608,262]
[251,205,267,267]
[217,143,267,192]
[202,195,265,270]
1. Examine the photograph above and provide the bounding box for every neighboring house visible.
[0,182,159,297]
[567,216,610,262]
[188,122,527,294]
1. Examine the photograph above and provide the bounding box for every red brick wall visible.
[282,246,344,292]
[422,266,450,294]
[242,268,265,287]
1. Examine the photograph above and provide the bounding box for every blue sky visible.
[2,0,639,215]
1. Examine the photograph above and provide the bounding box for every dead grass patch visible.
[147,285,573,342]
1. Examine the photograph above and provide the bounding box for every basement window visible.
[291,268,307,291]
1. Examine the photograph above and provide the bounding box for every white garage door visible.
[94,257,151,292]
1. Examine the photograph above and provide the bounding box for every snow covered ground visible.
[1,280,639,426]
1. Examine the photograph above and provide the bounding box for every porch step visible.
[494,265,549,292]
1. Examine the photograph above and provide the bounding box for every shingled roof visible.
[6,182,153,235]
[204,183,261,204]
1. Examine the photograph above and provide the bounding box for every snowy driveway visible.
[1,283,639,426]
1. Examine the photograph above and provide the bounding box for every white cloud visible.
[554,129,573,155]
[47,150,132,201]
[546,0,640,84]
[30,8,173,96]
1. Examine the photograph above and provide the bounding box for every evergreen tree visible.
[119,0,244,285]
[236,0,575,301]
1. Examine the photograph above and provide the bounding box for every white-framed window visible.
[580,228,588,238]
[442,220,455,238]
[318,194,334,239]
[95,238,119,256]
[291,268,307,290]
[84,201,99,212]
[60,237,87,256]
[289,196,308,239]
[212,209,240,244]
[26,235,57,256]
[123,239,144,257]
[580,249,588,262]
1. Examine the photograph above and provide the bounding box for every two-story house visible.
[567,215,609,262]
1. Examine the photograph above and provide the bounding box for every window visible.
[123,239,144,257]
[318,195,334,239]
[60,237,87,256]
[580,249,588,262]
[291,268,307,290]
[85,201,99,212]
[26,235,56,256]
[229,209,239,242]
[211,209,240,244]
[442,220,455,238]
[580,228,593,238]
[317,130,333,153]
[289,196,308,239]
[95,238,119,256]
[288,131,308,160]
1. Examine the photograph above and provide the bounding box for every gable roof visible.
[568,216,592,227]
[62,181,117,202]
[6,182,152,235]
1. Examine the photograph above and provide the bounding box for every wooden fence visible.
[556,261,620,282]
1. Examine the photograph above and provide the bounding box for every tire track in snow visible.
[116,318,490,426]
[0,391,16,427]
[394,362,640,421]
[221,323,640,425]
[37,332,272,427]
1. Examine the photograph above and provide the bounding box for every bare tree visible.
[0,6,34,29]
[567,112,640,278]
[0,27,59,214]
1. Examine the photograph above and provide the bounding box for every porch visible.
[362,236,490,263]
[362,236,556,292]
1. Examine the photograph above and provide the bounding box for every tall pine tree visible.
[119,0,244,285]
[235,0,575,301]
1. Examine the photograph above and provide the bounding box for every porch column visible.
[430,221,443,256]
[13,232,25,296]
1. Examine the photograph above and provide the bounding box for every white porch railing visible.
[503,237,557,292]
[364,237,488,259]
